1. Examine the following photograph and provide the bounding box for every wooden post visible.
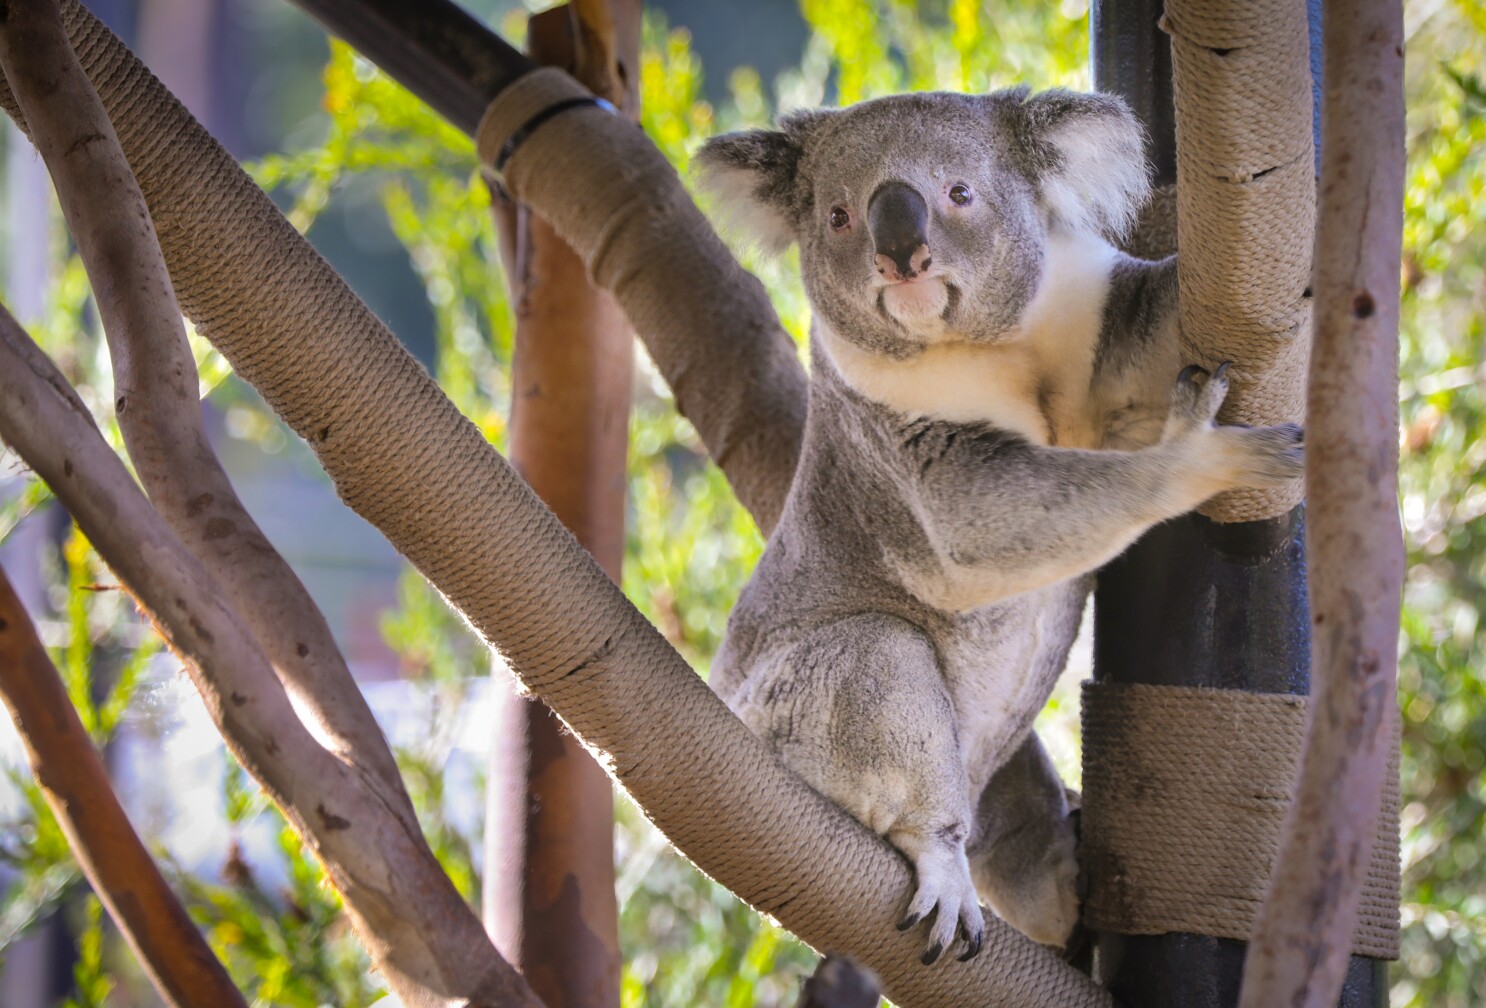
[483,5,638,1006]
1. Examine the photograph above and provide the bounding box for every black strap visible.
[495,96,617,172]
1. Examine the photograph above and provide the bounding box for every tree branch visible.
[0,564,249,1008]
[0,303,543,1008]
[0,0,410,815]
[1239,1,1406,1004]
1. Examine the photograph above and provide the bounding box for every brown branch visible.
[0,305,543,1008]
[1239,2,1406,1005]
[0,0,410,814]
[0,565,248,1008]
[480,71,806,533]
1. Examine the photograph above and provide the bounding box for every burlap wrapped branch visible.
[1166,0,1314,522]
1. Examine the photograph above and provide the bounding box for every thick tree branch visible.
[0,305,543,1008]
[1239,2,1406,1005]
[0,0,410,814]
[0,565,249,1008]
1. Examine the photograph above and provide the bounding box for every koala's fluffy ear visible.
[1012,89,1151,241]
[692,109,833,254]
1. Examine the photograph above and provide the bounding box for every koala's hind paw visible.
[896,843,985,965]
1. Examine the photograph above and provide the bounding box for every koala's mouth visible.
[876,278,961,327]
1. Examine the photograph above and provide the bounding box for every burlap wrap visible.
[479,66,806,534]
[1166,0,1314,522]
[1081,682,1401,960]
[0,10,1113,1006]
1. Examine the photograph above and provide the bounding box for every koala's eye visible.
[828,205,851,230]
[948,183,973,206]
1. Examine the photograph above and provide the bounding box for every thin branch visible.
[1239,1,1406,1004]
[0,303,543,1008]
[0,0,410,813]
[0,564,249,1008]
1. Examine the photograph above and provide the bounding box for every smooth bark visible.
[0,6,1111,1003]
[0,303,544,1008]
[1239,2,1406,1005]
[0,0,409,812]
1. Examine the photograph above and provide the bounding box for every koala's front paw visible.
[1215,422,1305,488]
[1162,362,1305,492]
[1162,361,1230,440]
[895,840,985,965]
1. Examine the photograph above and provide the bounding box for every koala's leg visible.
[760,615,984,964]
[967,731,1080,948]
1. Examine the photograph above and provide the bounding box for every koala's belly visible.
[939,576,1090,798]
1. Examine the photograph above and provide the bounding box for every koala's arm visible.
[897,370,1302,605]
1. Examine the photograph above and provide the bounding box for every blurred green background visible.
[0,1,1482,1006]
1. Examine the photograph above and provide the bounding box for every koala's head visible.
[695,88,1149,357]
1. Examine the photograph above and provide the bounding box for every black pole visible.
[1088,3,1386,1006]
[287,0,535,136]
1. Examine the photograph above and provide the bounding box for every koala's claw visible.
[1166,362,1231,438]
[900,857,985,965]
[1176,363,1207,385]
[956,921,985,962]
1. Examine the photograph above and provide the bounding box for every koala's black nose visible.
[868,181,932,282]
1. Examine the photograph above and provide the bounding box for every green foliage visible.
[62,897,112,1008]
[1394,4,1486,1005]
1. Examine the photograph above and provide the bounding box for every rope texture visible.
[482,67,806,534]
[1166,0,1313,522]
[0,9,1110,1005]
[1081,682,1401,959]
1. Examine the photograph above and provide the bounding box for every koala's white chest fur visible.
[819,231,1119,448]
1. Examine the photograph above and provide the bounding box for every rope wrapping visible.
[1081,682,1400,960]
[1165,0,1314,523]
[480,66,807,534]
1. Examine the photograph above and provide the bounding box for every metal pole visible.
[1088,3,1386,1006]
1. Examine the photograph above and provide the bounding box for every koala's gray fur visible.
[696,87,1303,964]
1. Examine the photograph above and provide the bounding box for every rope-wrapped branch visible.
[1165,0,1314,523]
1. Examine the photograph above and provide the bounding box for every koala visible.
[695,88,1303,964]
